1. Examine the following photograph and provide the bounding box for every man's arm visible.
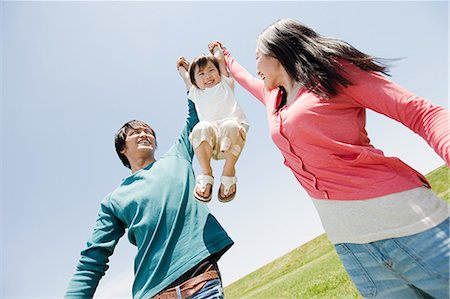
[65,196,125,298]
[177,56,192,90]
[164,58,200,162]
[167,99,199,162]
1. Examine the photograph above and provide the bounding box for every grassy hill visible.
[224,165,449,299]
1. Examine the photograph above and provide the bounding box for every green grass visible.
[224,165,449,298]
[425,164,450,202]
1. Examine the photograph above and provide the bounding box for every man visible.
[65,94,233,298]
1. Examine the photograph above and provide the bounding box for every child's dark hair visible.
[189,55,221,88]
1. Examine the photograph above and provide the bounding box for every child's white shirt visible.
[188,75,249,130]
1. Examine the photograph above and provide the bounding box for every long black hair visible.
[258,18,389,102]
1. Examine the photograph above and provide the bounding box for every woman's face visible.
[256,48,285,90]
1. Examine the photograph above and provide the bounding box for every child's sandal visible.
[193,174,214,202]
[218,176,237,203]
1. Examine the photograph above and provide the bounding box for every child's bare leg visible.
[195,141,213,198]
[220,151,238,197]
[218,119,246,199]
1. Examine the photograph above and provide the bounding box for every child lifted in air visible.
[176,42,249,203]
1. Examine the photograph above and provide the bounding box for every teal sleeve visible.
[165,99,199,162]
[65,196,125,298]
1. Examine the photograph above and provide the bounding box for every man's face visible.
[121,126,156,161]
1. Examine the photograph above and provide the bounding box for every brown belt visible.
[152,270,220,299]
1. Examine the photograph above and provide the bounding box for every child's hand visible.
[176,56,190,72]
[208,41,226,54]
[208,41,229,77]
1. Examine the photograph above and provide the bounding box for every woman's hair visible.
[257,18,389,101]
[189,55,221,88]
[115,120,157,169]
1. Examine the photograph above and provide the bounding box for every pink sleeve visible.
[223,49,267,105]
[342,62,450,165]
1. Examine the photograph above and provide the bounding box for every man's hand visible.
[177,56,190,72]
[176,56,192,90]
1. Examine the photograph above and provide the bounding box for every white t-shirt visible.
[312,187,449,244]
[188,75,248,130]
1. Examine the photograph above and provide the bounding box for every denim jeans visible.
[335,218,449,298]
[188,278,224,299]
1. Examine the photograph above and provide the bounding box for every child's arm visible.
[176,56,192,90]
[209,41,230,78]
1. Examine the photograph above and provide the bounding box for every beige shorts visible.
[189,118,248,160]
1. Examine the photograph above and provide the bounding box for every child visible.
[176,43,249,203]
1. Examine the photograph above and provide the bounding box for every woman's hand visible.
[208,41,226,54]
[208,41,229,77]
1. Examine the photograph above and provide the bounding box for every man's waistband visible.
[151,270,220,299]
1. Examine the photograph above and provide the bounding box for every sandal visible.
[193,174,214,202]
[218,176,237,203]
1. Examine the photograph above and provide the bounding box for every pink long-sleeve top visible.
[224,49,449,200]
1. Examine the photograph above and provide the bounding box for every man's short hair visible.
[115,120,156,169]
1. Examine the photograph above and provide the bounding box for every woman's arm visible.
[210,42,267,105]
[342,61,449,165]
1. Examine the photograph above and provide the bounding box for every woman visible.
[213,18,449,298]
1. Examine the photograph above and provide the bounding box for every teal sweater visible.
[65,100,233,299]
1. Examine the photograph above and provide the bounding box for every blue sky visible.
[1,1,448,298]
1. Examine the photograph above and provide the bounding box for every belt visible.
[152,270,220,299]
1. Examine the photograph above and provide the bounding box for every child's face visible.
[194,61,221,90]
